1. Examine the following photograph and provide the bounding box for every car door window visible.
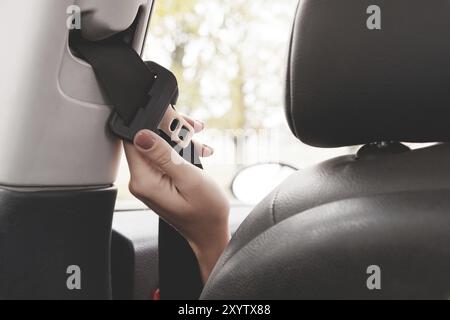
[115,0,353,208]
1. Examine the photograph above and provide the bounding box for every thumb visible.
[134,130,201,186]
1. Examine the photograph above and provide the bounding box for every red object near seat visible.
[152,289,161,301]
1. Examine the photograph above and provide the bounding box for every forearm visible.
[188,225,231,284]
[126,129,231,285]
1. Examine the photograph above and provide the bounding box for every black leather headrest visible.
[286,0,450,148]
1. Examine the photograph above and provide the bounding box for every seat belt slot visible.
[71,31,182,142]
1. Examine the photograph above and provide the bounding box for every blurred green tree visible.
[146,0,297,131]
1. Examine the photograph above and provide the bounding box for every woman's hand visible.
[124,119,230,283]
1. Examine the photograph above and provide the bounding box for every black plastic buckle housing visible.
[109,61,179,143]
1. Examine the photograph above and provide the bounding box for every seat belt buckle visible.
[109,61,194,147]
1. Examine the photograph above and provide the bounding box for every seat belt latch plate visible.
[109,61,180,143]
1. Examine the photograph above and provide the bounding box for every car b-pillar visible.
[0,0,153,299]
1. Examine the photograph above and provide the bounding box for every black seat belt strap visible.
[70,31,203,300]
[73,36,156,125]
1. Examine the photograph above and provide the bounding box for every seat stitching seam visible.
[270,187,282,225]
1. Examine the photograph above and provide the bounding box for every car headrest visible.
[285,0,450,148]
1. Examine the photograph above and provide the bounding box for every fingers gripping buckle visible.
[158,106,194,149]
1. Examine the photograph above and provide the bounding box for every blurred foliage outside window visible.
[116,0,352,205]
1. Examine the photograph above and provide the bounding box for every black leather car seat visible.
[201,0,450,300]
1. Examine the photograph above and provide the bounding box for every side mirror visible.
[231,163,298,205]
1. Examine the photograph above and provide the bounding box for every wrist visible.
[188,227,231,284]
